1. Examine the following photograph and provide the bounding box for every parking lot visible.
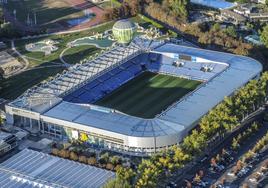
[173,118,268,188]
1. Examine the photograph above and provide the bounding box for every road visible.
[171,108,266,187]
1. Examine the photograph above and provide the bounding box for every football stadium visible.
[5,29,262,155]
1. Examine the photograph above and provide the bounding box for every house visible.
[233,4,255,16]
[249,12,268,22]
[220,9,247,24]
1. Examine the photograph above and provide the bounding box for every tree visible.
[231,138,239,150]
[125,0,141,16]
[106,163,114,170]
[260,24,268,48]
[211,23,221,32]
[0,22,18,38]
[165,0,189,20]
[87,157,97,165]
[182,130,207,154]
[58,149,70,158]
[193,173,201,183]
[103,178,131,188]
[116,167,136,184]
[51,148,59,156]
[78,155,87,163]
[100,152,110,164]
[246,22,254,30]
[111,156,121,166]
[225,26,237,38]
[69,151,78,161]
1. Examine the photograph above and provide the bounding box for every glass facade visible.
[112,27,136,44]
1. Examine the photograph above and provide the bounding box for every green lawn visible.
[3,15,171,100]
[14,15,168,67]
[4,0,84,29]
[14,21,116,67]
[62,45,100,64]
[0,66,65,100]
[95,72,201,118]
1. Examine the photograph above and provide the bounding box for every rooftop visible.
[191,0,235,9]
[113,19,136,30]
[0,149,115,188]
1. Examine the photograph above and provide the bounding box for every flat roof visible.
[42,43,262,137]
[191,0,235,9]
[0,149,114,188]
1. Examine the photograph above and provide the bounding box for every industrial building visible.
[0,149,114,187]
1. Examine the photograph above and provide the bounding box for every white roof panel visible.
[0,149,114,188]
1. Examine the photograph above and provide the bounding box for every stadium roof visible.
[41,42,262,137]
[0,149,114,188]
[9,41,144,112]
[42,102,184,137]
[155,44,262,127]
[191,0,235,9]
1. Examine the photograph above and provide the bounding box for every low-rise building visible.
[0,51,23,76]
[0,149,115,187]
[249,12,268,22]
[0,131,17,155]
[233,4,254,16]
[245,35,264,45]
[220,9,247,24]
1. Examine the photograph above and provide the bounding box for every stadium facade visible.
[5,38,262,155]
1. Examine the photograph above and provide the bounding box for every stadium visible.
[5,36,262,155]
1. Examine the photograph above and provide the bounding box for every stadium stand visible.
[64,51,228,104]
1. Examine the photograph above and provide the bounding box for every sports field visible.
[95,72,201,118]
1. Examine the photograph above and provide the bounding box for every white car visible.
[249,177,257,183]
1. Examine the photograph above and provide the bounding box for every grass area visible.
[0,66,65,100]
[96,72,201,118]
[4,15,168,100]
[62,45,100,64]
[4,0,84,29]
[98,0,121,9]
[14,21,115,67]
[137,14,164,29]
[14,15,157,67]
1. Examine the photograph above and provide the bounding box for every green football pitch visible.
[95,72,201,118]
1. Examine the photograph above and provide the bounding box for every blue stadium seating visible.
[63,53,224,104]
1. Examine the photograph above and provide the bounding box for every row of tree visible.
[101,0,142,22]
[243,131,268,163]
[260,24,268,48]
[102,0,189,24]
[51,148,122,171]
[145,0,189,24]
[231,122,259,150]
[101,0,255,56]
[104,72,268,187]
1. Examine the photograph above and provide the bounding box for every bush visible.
[58,149,70,158]
[87,157,97,165]
[106,163,114,170]
[78,155,87,164]
[69,151,78,161]
[51,148,59,156]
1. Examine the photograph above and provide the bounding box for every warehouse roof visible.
[191,0,235,9]
[0,149,114,188]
